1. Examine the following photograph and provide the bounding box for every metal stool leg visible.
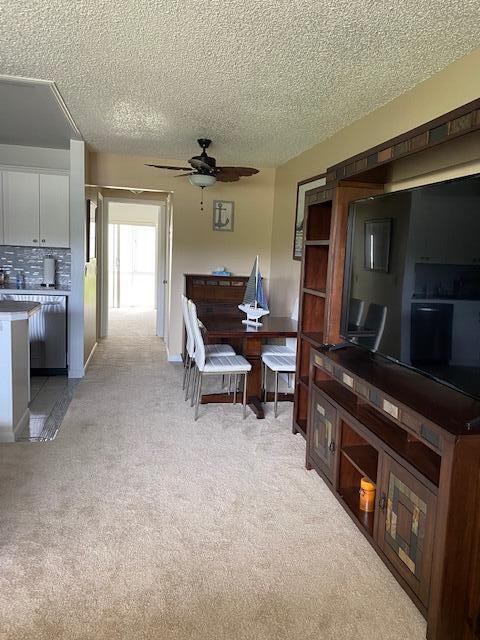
[233,374,238,404]
[194,372,203,421]
[185,359,193,400]
[264,364,268,402]
[243,373,248,418]
[182,354,189,389]
[190,367,198,407]
[274,370,279,418]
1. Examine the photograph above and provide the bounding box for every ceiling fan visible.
[145,138,259,186]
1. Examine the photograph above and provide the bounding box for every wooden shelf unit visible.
[307,345,480,640]
[293,179,383,438]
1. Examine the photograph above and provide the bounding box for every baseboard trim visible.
[167,353,182,363]
[83,342,98,373]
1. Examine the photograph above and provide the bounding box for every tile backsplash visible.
[0,246,71,289]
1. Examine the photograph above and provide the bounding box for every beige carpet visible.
[0,335,426,640]
[108,307,156,337]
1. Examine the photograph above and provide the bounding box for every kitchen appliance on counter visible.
[42,256,56,288]
[0,293,67,374]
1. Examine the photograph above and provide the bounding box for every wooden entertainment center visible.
[292,98,480,639]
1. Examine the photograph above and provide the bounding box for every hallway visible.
[0,336,425,640]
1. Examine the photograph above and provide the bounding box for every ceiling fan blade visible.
[175,172,195,177]
[216,166,259,182]
[145,164,191,171]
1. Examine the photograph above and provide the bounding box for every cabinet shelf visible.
[305,240,330,246]
[303,287,326,298]
[313,379,441,487]
[301,332,324,347]
[294,418,307,437]
[298,375,309,389]
[341,446,378,483]
[339,486,375,537]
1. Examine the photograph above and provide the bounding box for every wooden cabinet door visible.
[3,171,40,246]
[309,388,337,482]
[376,453,437,607]
[39,174,69,248]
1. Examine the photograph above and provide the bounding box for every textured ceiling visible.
[1,1,479,166]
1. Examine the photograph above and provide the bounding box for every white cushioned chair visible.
[261,297,298,357]
[188,299,252,421]
[181,294,235,401]
[262,353,296,418]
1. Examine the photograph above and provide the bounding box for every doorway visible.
[102,199,168,338]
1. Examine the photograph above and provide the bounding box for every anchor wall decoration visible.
[212,200,234,232]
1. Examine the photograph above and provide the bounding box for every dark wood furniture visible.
[306,344,480,640]
[292,179,383,437]
[184,273,248,318]
[184,273,248,356]
[201,315,297,419]
[292,99,480,639]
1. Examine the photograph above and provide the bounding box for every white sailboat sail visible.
[239,255,270,326]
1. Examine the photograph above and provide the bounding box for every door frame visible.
[100,197,168,338]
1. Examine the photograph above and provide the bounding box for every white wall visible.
[0,144,69,171]
[68,139,86,378]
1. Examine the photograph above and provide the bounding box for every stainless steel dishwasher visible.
[0,293,68,373]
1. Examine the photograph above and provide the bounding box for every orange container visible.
[359,477,376,513]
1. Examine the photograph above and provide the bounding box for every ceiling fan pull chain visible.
[200,186,204,212]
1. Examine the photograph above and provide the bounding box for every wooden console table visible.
[306,345,480,640]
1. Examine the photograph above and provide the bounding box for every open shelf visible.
[314,379,441,487]
[302,292,325,332]
[339,486,375,536]
[304,245,329,292]
[299,375,309,389]
[301,331,324,347]
[342,446,378,483]
[305,240,330,247]
[306,201,332,241]
[294,384,309,440]
[303,287,326,298]
[294,418,307,438]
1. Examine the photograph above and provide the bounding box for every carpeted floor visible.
[108,307,156,337]
[0,334,426,640]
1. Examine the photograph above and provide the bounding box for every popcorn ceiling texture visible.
[1,1,479,166]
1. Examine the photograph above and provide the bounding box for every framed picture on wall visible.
[86,200,97,262]
[293,174,327,260]
[213,200,234,232]
[364,218,392,272]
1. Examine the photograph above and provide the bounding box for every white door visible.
[3,171,40,246]
[39,174,70,248]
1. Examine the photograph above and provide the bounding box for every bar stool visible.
[188,300,252,421]
[262,353,296,418]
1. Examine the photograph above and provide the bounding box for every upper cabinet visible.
[39,174,70,248]
[1,170,70,248]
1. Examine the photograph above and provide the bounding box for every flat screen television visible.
[341,173,480,400]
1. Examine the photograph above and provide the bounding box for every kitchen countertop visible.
[0,288,70,296]
[0,300,42,321]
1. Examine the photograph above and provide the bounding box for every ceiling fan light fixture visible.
[188,173,216,188]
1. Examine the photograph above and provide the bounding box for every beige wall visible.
[88,152,276,357]
[269,48,480,317]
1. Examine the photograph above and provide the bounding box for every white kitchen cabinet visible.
[1,170,69,248]
[3,171,40,246]
[0,173,3,244]
[39,174,70,248]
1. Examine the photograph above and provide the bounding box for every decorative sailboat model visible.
[238,256,270,326]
